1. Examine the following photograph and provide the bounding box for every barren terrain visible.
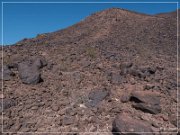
[1,8,180,135]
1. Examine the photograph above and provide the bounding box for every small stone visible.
[65,107,76,116]
[70,127,78,132]
[152,121,159,128]
[120,62,133,70]
[129,77,135,85]
[110,107,122,113]
[63,116,74,125]
[86,88,109,107]
[0,94,5,99]
[37,102,45,107]
[73,72,83,84]
[120,94,130,103]
[89,125,97,132]
[62,89,69,97]
[144,84,155,90]
[31,106,38,110]
[52,104,59,111]
[79,104,87,108]
[20,127,30,132]
[55,117,62,126]
[110,72,122,84]
[96,63,103,70]
[59,109,66,116]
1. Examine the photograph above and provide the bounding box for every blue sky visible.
[0,0,179,45]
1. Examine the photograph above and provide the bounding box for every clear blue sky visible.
[0,0,179,45]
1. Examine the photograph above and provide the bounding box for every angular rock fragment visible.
[130,91,160,105]
[130,91,161,114]
[112,113,153,134]
[105,70,123,84]
[128,66,156,79]
[120,94,130,103]
[132,103,161,114]
[86,88,109,107]
[62,116,74,125]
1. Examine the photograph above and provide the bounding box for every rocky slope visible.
[1,8,179,135]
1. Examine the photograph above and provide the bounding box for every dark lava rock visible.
[103,51,118,61]
[65,107,77,116]
[130,91,160,105]
[86,88,109,107]
[0,99,17,112]
[132,103,161,114]
[18,62,42,84]
[62,116,74,125]
[112,113,153,134]
[130,91,161,114]
[141,67,156,76]
[120,62,133,69]
[128,66,143,78]
[128,66,156,79]
[105,70,124,84]
[0,65,15,81]
[110,72,122,84]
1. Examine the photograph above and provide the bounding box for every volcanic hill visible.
[1,8,179,134]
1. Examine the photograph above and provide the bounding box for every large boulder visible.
[18,57,47,84]
[18,62,42,84]
[112,113,153,135]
